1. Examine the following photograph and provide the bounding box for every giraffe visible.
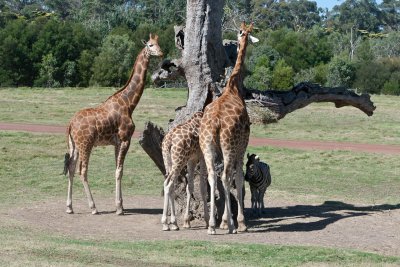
[63,34,163,215]
[161,111,209,231]
[199,22,254,235]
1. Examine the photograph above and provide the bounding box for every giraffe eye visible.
[149,44,154,47]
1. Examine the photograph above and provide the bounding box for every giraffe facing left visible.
[63,34,163,215]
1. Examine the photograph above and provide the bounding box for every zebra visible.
[245,153,272,216]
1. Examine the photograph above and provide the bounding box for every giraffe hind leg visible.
[79,149,98,215]
[183,159,196,229]
[66,136,78,214]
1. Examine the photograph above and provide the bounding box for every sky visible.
[315,0,383,10]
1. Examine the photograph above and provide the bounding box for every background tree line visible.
[0,0,399,95]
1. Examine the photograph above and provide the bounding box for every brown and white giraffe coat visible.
[199,22,254,234]
[64,34,163,215]
[161,112,209,231]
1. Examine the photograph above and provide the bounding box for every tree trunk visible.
[169,0,227,129]
[139,1,376,226]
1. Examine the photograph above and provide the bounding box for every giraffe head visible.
[142,33,164,57]
[237,22,259,51]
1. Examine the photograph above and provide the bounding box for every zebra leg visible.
[259,188,267,216]
[250,185,258,217]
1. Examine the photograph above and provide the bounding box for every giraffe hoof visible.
[238,224,248,232]
[91,209,99,215]
[207,227,216,235]
[162,224,170,231]
[66,208,74,214]
[183,222,190,229]
[170,223,179,231]
[219,221,228,230]
[116,209,124,215]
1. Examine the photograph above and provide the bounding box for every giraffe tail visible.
[63,124,72,176]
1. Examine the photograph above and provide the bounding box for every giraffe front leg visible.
[115,141,130,215]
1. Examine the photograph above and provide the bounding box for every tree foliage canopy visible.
[0,0,399,94]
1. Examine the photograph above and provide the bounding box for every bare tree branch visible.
[245,82,376,123]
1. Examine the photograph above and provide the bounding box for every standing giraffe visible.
[63,34,163,215]
[199,22,254,234]
[161,112,209,231]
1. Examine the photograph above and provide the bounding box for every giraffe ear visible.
[249,35,259,43]
[240,21,246,30]
[141,39,147,46]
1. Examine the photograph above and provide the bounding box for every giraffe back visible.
[162,112,203,174]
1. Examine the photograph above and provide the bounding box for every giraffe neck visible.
[225,35,249,96]
[117,48,150,115]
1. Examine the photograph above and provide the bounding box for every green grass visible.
[0,87,187,130]
[1,224,399,267]
[0,87,399,144]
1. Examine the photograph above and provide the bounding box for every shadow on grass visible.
[246,201,400,233]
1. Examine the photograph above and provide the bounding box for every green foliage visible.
[328,0,383,32]
[382,80,400,95]
[266,27,333,72]
[244,66,273,90]
[91,34,136,87]
[353,58,400,94]
[0,0,399,94]
[326,56,355,87]
[271,59,294,90]
[35,53,60,88]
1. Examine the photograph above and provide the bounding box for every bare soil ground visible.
[5,196,400,256]
[2,122,400,257]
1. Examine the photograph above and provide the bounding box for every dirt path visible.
[1,122,400,154]
[5,196,400,256]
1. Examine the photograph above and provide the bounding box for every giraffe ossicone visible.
[63,33,163,215]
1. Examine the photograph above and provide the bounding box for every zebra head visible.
[245,153,260,181]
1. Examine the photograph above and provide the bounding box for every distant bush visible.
[353,58,400,94]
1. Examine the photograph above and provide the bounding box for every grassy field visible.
[1,87,399,265]
[0,87,399,144]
